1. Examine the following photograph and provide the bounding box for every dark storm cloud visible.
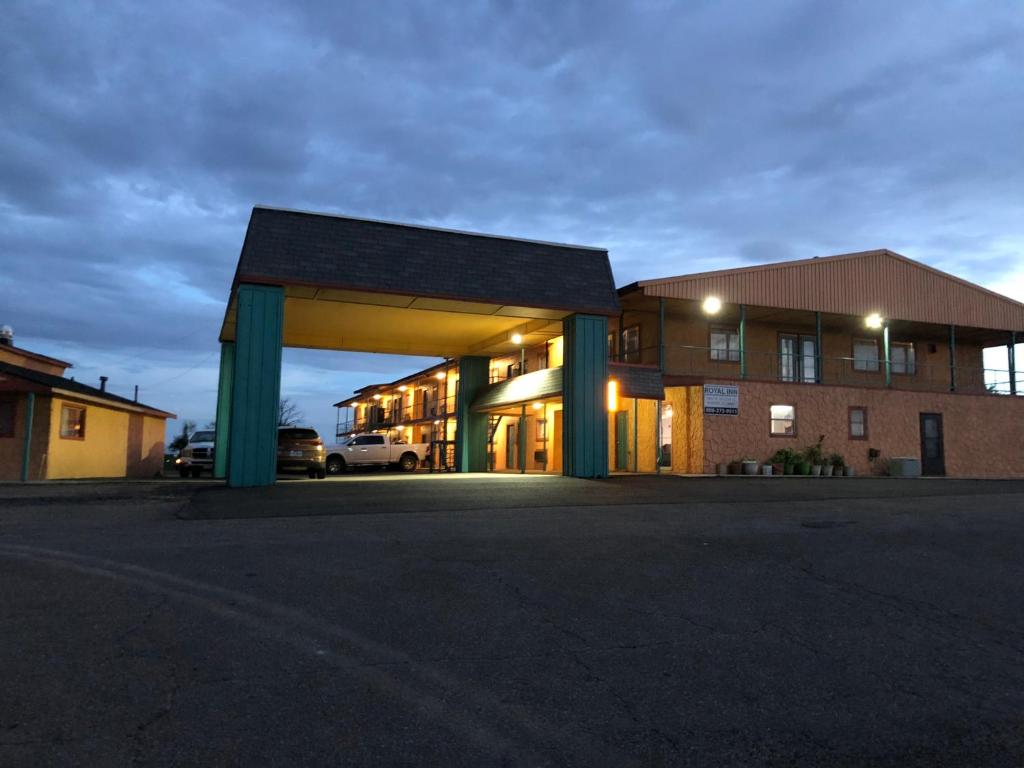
[2,0,1023,438]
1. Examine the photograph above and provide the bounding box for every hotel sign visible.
[703,384,739,415]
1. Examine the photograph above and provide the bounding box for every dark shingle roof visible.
[0,362,175,418]
[235,207,621,316]
[472,367,564,411]
[608,363,664,400]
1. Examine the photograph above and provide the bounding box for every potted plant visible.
[729,459,743,475]
[792,450,811,475]
[761,462,773,476]
[716,462,729,476]
[742,458,758,475]
[770,448,795,476]
[804,436,825,477]
[828,453,844,478]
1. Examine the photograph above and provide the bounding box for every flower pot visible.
[742,461,758,475]
[717,463,729,476]
[844,466,856,477]
[729,462,743,475]
[797,461,811,476]
[761,464,773,476]
[811,464,823,477]
[771,463,784,475]
[821,465,834,477]
[783,463,794,475]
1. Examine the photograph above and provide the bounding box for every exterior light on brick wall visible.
[397,385,407,392]
[865,313,884,329]
[702,296,722,314]
[511,332,524,345]
[607,379,619,412]
[434,371,445,380]
[532,402,543,410]
[372,394,382,400]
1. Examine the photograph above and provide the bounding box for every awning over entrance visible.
[219,206,620,358]
[472,362,664,412]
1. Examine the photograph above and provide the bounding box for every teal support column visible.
[213,341,234,479]
[562,314,609,479]
[883,322,892,388]
[656,298,664,474]
[814,312,822,383]
[227,284,284,488]
[518,404,527,474]
[1010,332,1017,396]
[21,392,35,482]
[455,356,489,472]
[949,325,957,393]
[739,304,747,379]
[632,397,638,473]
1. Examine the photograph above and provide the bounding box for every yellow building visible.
[0,334,175,481]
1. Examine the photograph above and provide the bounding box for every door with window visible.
[505,424,517,470]
[614,411,629,470]
[779,334,818,383]
[919,413,945,476]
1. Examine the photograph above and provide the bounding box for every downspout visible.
[21,392,35,482]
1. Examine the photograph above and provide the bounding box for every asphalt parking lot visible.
[2,475,1024,766]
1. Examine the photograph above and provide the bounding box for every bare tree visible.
[170,419,196,453]
[278,398,304,426]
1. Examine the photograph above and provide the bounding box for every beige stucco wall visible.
[701,380,1024,477]
[47,397,129,479]
[125,414,168,478]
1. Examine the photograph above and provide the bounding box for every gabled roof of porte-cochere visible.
[232,206,621,316]
[621,249,1024,332]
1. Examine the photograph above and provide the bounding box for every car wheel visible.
[190,467,202,478]
[178,467,189,478]
[399,453,418,472]
[307,467,317,479]
[316,467,326,479]
[326,455,345,475]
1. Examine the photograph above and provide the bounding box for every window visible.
[779,334,818,383]
[853,339,880,372]
[351,435,385,445]
[0,399,14,438]
[710,327,740,362]
[849,407,867,439]
[607,332,616,360]
[891,342,916,375]
[770,404,796,436]
[60,405,86,439]
[621,326,640,363]
[279,428,319,441]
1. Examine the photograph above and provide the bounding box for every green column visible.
[739,304,747,379]
[815,312,822,383]
[632,397,638,473]
[455,356,489,472]
[213,341,234,479]
[1010,332,1017,396]
[21,392,35,482]
[657,298,664,474]
[227,284,284,488]
[883,322,891,388]
[562,314,609,479]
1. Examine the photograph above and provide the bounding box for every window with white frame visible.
[770,404,796,436]
[891,342,916,375]
[710,327,740,362]
[621,326,640,363]
[853,339,880,372]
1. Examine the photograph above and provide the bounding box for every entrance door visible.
[919,413,945,476]
[614,411,629,470]
[551,410,563,474]
[779,334,818,383]
[505,424,517,470]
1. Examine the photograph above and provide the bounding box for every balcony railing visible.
[336,394,458,439]
[617,345,1020,395]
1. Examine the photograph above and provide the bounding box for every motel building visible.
[214,207,1024,487]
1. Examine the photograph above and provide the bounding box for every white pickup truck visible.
[325,433,430,474]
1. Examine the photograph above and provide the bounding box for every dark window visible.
[278,428,319,440]
[621,326,641,363]
[607,332,616,359]
[849,406,867,439]
[0,399,14,438]
[891,342,916,375]
[60,405,86,439]
[710,327,740,362]
[352,435,385,445]
[770,404,796,436]
[853,339,880,372]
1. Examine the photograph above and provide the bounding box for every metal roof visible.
[472,363,664,411]
[628,249,1024,332]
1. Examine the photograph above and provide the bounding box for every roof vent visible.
[0,325,12,347]
[99,375,108,392]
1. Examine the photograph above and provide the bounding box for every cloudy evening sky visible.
[2,0,1023,443]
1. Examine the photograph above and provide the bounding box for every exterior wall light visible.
[865,313,883,329]
[702,296,722,315]
[607,379,619,412]
[397,385,407,392]
[396,425,404,430]
[511,333,524,345]
[434,371,445,380]
[532,402,543,410]
[372,394,382,400]
[351,402,359,407]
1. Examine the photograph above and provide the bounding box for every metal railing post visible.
[949,325,957,392]
[739,304,747,379]
[815,312,822,383]
[883,322,892,387]
[1011,331,1018,396]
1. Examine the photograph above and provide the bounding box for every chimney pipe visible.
[99,376,108,392]
[133,385,138,402]
[0,325,12,347]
